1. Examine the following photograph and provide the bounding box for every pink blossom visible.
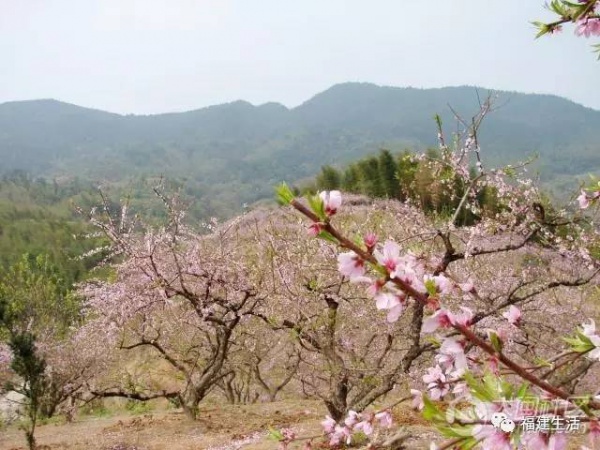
[422,309,453,333]
[321,416,336,434]
[374,240,402,273]
[319,190,342,216]
[473,426,512,450]
[423,365,449,400]
[425,296,440,312]
[366,279,386,297]
[428,382,449,401]
[437,337,468,373]
[364,232,378,249]
[354,415,374,435]
[452,382,468,398]
[588,419,600,447]
[425,275,453,295]
[376,292,406,322]
[522,432,567,450]
[278,428,297,448]
[474,400,502,420]
[308,222,323,237]
[423,307,473,333]
[410,389,424,410]
[577,191,590,209]
[550,24,562,33]
[459,281,475,293]
[329,425,352,446]
[375,292,399,310]
[386,302,405,323]
[449,307,474,327]
[423,365,445,384]
[375,410,393,428]
[575,18,600,37]
[502,305,521,326]
[344,410,359,427]
[391,253,426,292]
[337,252,366,280]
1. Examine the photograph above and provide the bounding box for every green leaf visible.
[489,331,503,353]
[424,335,441,347]
[532,21,550,38]
[439,426,475,439]
[373,264,389,277]
[462,437,483,450]
[317,230,338,244]
[563,330,595,353]
[307,194,326,220]
[438,430,481,450]
[267,427,284,440]
[516,382,530,399]
[549,0,567,16]
[422,396,443,421]
[571,1,590,20]
[463,372,497,402]
[275,182,295,205]
[425,278,437,296]
[532,357,552,369]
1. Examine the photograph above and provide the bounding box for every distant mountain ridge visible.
[1,83,598,216]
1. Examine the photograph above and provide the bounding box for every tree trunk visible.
[178,388,200,420]
[324,374,349,421]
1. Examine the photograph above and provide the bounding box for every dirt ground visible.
[2,400,593,450]
[0,399,437,450]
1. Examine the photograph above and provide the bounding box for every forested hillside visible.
[0,173,109,277]
[1,83,599,217]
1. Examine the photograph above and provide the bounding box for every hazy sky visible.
[1,0,598,114]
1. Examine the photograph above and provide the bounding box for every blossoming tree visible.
[274,93,600,447]
[78,191,267,419]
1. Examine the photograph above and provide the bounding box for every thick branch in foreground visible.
[90,389,179,401]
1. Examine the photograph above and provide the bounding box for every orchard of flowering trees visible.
[0,2,599,450]
[68,109,600,447]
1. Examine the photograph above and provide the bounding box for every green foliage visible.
[0,176,109,282]
[275,182,295,205]
[0,254,82,337]
[314,149,499,226]
[1,294,49,450]
[0,84,598,220]
[421,396,444,421]
[378,149,399,198]
[316,165,342,190]
[6,332,47,450]
[307,193,326,220]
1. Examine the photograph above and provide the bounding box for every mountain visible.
[1,83,599,217]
